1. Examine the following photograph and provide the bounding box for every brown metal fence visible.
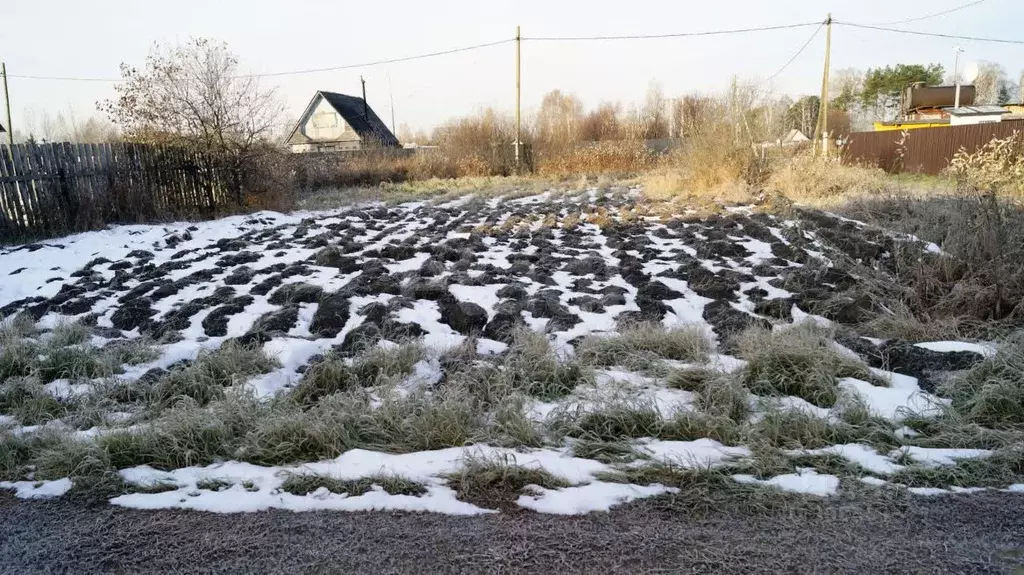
[841,121,1024,174]
[0,142,239,243]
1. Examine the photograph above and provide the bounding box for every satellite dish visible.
[962,62,979,84]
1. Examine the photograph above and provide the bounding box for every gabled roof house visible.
[286,91,399,153]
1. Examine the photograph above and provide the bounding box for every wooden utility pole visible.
[813,14,832,156]
[515,25,521,170]
[1,62,12,147]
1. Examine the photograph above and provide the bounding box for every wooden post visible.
[813,15,832,156]
[1,62,12,148]
[515,25,521,171]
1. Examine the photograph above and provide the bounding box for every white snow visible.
[0,478,73,499]
[798,443,903,475]
[516,482,676,515]
[732,470,840,496]
[838,378,947,421]
[896,446,992,467]
[639,439,751,467]
[914,341,997,358]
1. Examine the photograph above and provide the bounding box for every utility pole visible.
[813,14,832,156]
[515,25,521,171]
[1,62,13,147]
[387,72,397,138]
[953,46,964,109]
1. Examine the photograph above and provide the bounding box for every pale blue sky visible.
[2,0,1021,135]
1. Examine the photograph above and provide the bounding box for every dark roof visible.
[319,91,399,147]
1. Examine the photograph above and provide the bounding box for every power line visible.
[866,0,988,26]
[235,38,514,78]
[836,21,1024,44]
[522,21,822,41]
[768,22,825,82]
[8,38,515,83]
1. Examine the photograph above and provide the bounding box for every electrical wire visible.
[522,21,822,41]
[836,21,1024,44]
[8,38,515,82]
[767,22,825,82]
[234,38,514,78]
[865,0,988,26]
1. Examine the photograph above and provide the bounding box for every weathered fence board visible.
[842,121,1024,174]
[0,142,240,242]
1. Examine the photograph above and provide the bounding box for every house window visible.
[312,112,338,128]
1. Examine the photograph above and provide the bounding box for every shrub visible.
[767,154,888,201]
[947,132,1024,198]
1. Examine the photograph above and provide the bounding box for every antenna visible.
[360,76,368,117]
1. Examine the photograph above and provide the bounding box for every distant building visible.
[758,129,810,148]
[286,91,399,153]
[945,105,1011,126]
[873,84,1017,130]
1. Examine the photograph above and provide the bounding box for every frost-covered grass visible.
[940,335,1024,429]
[280,472,426,497]
[889,448,1024,489]
[4,197,1024,514]
[447,453,572,509]
[736,324,881,408]
[576,324,712,370]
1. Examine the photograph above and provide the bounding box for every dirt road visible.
[2,490,1023,574]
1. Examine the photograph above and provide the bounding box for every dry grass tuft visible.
[575,324,712,370]
[736,323,879,408]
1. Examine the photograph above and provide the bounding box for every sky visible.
[2,0,1022,137]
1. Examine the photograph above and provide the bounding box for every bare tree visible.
[534,90,583,150]
[641,81,668,139]
[579,102,622,141]
[974,61,1010,105]
[100,38,282,155]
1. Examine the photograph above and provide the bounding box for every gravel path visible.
[3,491,1023,574]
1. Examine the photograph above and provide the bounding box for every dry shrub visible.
[641,97,763,201]
[767,154,889,202]
[536,140,653,176]
[947,133,1024,198]
[838,191,1024,333]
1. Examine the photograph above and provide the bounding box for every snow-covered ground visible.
[1,189,1017,514]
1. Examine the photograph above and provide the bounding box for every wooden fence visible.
[841,121,1024,174]
[0,142,240,242]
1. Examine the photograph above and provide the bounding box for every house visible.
[286,91,399,153]
[945,105,1011,126]
[758,129,809,148]
[874,84,980,130]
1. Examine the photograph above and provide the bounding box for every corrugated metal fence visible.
[0,143,239,243]
[841,122,1024,174]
